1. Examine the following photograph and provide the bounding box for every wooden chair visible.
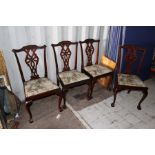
[12,45,62,123]
[150,51,155,76]
[111,45,148,110]
[51,41,91,107]
[79,39,113,98]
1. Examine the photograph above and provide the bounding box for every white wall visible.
[0,26,109,101]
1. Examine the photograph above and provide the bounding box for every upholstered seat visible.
[59,70,89,85]
[13,45,63,123]
[24,78,59,98]
[118,74,146,87]
[84,64,112,77]
[79,39,114,99]
[111,45,148,110]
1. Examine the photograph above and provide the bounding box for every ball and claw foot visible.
[137,105,141,110]
[111,102,115,107]
[29,118,33,123]
[63,104,67,109]
[87,96,93,100]
[59,107,63,112]
[87,92,93,100]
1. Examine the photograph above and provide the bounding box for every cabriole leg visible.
[57,91,63,112]
[111,87,118,107]
[25,101,33,123]
[88,80,96,100]
[87,80,92,100]
[62,89,67,109]
[137,89,148,110]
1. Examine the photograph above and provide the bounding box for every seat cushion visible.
[59,70,89,85]
[84,64,112,77]
[118,73,146,87]
[24,78,59,98]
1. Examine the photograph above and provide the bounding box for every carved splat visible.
[85,42,94,66]
[118,45,146,75]
[125,46,137,74]
[24,48,39,79]
[52,41,78,74]
[60,43,71,71]
[12,45,47,83]
[79,39,100,69]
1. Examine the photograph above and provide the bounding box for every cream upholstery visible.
[84,64,112,77]
[118,73,146,87]
[24,78,59,98]
[59,70,89,85]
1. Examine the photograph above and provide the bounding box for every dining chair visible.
[51,41,91,108]
[79,39,113,99]
[12,45,62,123]
[111,44,148,110]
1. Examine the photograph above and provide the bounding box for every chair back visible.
[79,39,100,69]
[117,45,146,75]
[12,45,47,82]
[52,41,78,74]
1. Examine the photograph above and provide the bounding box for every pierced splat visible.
[125,46,137,74]
[79,39,100,69]
[118,45,146,75]
[12,45,47,82]
[85,42,94,66]
[24,48,39,79]
[60,43,72,71]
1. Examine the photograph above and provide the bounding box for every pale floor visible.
[68,78,155,129]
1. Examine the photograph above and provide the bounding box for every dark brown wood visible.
[74,42,78,70]
[12,45,62,123]
[56,89,63,112]
[96,40,100,65]
[44,46,48,78]
[117,45,146,74]
[14,52,25,82]
[79,39,113,98]
[51,41,91,105]
[25,101,33,123]
[60,44,71,71]
[137,89,148,110]
[13,45,47,81]
[111,44,148,109]
[25,48,39,79]
[52,41,78,72]
[79,39,100,67]
[111,84,119,107]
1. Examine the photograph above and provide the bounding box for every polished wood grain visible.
[111,44,148,110]
[79,39,113,99]
[12,45,62,123]
[52,41,91,107]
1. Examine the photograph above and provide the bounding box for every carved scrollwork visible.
[24,48,39,79]
[125,46,137,74]
[60,44,71,71]
[85,42,94,66]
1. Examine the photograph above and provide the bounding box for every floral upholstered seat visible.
[24,78,59,98]
[118,73,146,87]
[59,70,90,85]
[84,64,112,77]
[111,45,148,110]
[13,45,63,123]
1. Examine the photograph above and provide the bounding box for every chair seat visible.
[84,64,112,77]
[24,78,59,98]
[59,70,89,85]
[118,73,146,87]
